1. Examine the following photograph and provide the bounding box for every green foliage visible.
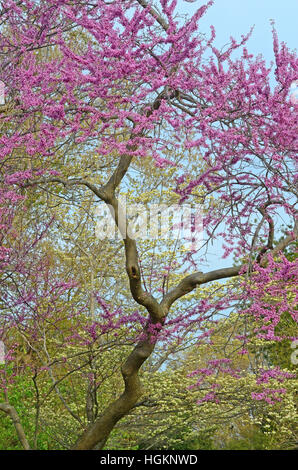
[222,426,275,450]
[0,374,51,450]
[264,311,298,371]
[168,429,215,450]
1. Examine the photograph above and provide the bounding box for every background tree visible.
[0,0,297,450]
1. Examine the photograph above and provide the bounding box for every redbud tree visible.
[0,0,297,449]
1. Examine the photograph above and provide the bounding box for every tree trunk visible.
[73,338,155,450]
[0,403,30,450]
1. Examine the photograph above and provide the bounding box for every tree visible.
[0,0,297,450]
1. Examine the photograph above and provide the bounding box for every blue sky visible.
[177,0,297,62]
[174,1,297,269]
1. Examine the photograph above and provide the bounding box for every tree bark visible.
[73,338,155,449]
[0,402,30,450]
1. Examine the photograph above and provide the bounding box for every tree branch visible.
[161,266,241,311]
[136,0,169,31]
[109,195,162,322]
[0,403,30,450]
[161,218,298,311]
